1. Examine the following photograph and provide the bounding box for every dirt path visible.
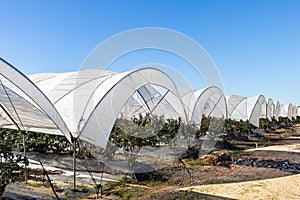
[180,173,300,200]
[180,139,300,199]
[246,143,300,153]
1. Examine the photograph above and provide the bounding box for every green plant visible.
[24,131,71,153]
[157,117,181,147]
[0,129,27,195]
[0,128,71,154]
[109,114,162,166]
[278,117,291,124]
[222,119,256,141]
[77,184,89,193]
[108,114,204,165]
[103,177,146,199]
[259,118,272,129]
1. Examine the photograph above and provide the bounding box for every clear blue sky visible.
[0,0,300,105]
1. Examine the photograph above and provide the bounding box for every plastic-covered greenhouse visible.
[226,95,267,127]
[280,103,294,120]
[267,98,275,121]
[1,57,299,143]
[0,57,229,152]
[1,57,300,194]
[180,86,226,126]
[0,57,299,145]
[274,101,282,121]
[0,58,72,142]
[29,68,188,148]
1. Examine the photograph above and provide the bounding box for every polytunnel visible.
[29,69,118,136]
[247,95,267,127]
[76,68,186,148]
[292,105,298,119]
[0,58,72,142]
[226,95,267,127]
[280,104,293,120]
[267,98,275,121]
[180,86,226,126]
[226,95,248,121]
[274,101,281,120]
[29,68,187,147]
[125,84,185,119]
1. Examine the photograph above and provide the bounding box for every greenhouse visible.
[1,57,300,146]
[280,104,293,120]
[181,86,226,126]
[1,56,300,198]
[267,98,275,121]
[0,57,232,150]
[0,58,72,142]
[274,101,280,120]
[226,95,248,122]
[292,105,298,119]
[28,67,187,148]
[226,95,267,127]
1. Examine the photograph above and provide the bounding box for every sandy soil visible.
[3,125,300,199]
[246,143,300,153]
[180,142,300,200]
[180,173,300,200]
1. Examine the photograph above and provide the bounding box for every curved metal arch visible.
[226,94,247,120]
[267,98,275,121]
[30,70,118,134]
[280,104,286,117]
[128,84,184,118]
[274,101,281,120]
[247,95,267,127]
[181,86,226,124]
[287,103,294,120]
[280,103,293,120]
[79,67,186,148]
[293,105,298,119]
[0,58,72,142]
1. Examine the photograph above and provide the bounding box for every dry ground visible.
[180,142,300,200]
[3,125,300,199]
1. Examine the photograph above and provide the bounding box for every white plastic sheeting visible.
[0,58,72,142]
[181,86,226,125]
[280,104,294,120]
[78,68,186,147]
[274,103,298,120]
[1,57,299,149]
[29,69,118,136]
[226,95,248,121]
[29,67,186,147]
[292,105,298,119]
[120,84,184,120]
[0,60,188,147]
[274,101,281,120]
[226,95,267,127]
[247,95,267,127]
[267,98,275,121]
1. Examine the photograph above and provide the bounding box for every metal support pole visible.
[22,130,28,184]
[73,138,76,191]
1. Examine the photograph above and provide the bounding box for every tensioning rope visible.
[77,141,104,198]
[36,154,60,200]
